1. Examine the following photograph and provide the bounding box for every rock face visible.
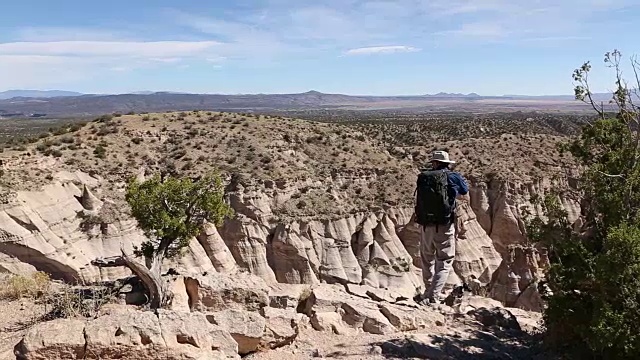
[488,245,548,311]
[0,171,577,312]
[301,283,447,336]
[14,307,239,360]
[260,307,306,349]
[184,272,270,313]
[468,177,580,255]
[207,309,266,355]
[0,180,216,283]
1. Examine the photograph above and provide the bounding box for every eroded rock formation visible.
[0,171,578,311]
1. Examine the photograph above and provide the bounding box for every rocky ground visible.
[1,271,548,360]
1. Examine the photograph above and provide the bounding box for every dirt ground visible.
[0,300,47,360]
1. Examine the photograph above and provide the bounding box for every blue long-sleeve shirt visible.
[429,164,469,207]
[447,171,469,202]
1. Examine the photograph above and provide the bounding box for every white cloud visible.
[0,40,221,90]
[424,0,507,16]
[520,36,592,43]
[436,22,507,40]
[345,45,420,56]
[109,66,132,72]
[170,10,296,59]
[168,0,638,57]
[149,57,183,63]
[13,27,128,42]
[0,55,99,89]
[206,56,227,63]
[426,0,638,43]
[0,41,219,58]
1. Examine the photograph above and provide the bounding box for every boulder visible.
[14,318,87,360]
[345,283,410,303]
[268,283,310,310]
[302,284,353,313]
[505,307,543,333]
[158,310,239,358]
[309,311,352,335]
[341,302,396,335]
[261,307,307,349]
[302,284,396,335]
[207,309,266,355]
[83,308,165,359]
[467,307,522,331]
[458,295,504,314]
[15,307,240,360]
[514,282,545,312]
[379,304,446,331]
[185,272,270,313]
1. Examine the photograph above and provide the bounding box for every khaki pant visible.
[420,221,456,301]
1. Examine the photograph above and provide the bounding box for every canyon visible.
[0,166,580,310]
[0,111,583,359]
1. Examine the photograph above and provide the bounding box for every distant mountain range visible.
[0,90,83,100]
[0,89,613,118]
[0,88,613,101]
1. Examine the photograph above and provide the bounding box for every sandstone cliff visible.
[0,169,578,310]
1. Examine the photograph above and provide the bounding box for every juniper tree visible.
[94,171,232,309]
[528,50,640,359]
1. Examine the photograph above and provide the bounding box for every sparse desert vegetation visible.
[0,110,580,218]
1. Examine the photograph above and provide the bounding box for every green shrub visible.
[530,49,640,359]
[93,145,106,159]
[52,127,68,136]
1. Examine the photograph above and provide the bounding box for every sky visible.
[0,0,639,96]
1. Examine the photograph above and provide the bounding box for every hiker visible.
[414,150,469,305]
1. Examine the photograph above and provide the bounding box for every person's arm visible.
[450,172,469,198]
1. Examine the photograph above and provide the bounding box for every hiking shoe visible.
[418,296,442,306]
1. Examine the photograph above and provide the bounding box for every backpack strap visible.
[441,168,456,224]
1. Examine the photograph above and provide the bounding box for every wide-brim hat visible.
[429,150,456,164]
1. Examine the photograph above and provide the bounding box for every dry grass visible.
[40,285,115,320]
[0,272,115,320]
[0,272,51,301]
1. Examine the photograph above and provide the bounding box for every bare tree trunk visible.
[92,248,170,309]
[125,250,167,309]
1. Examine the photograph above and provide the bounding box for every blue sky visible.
[0,0,638,95]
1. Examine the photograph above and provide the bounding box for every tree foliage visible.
[93,170,233,309]
[531,50,640,359]
[126,171,233,260]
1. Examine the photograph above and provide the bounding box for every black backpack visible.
[414,169,453,226]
